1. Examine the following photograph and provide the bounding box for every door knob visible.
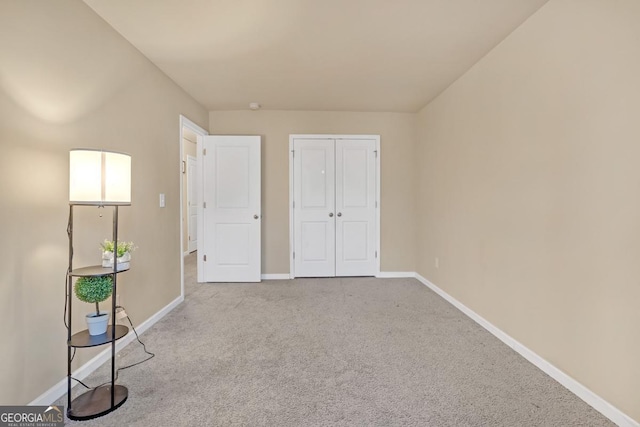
[254,214,259,219]
[337,212,342,217]
[329,213,334,217]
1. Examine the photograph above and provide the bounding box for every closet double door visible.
[292,136,378,277]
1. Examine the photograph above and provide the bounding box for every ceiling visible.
[83,0,548,113]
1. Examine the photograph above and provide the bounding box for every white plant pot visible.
[86,311,110,336]
[102,251,131,270]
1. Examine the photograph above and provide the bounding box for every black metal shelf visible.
[68,325,129,348]
[70,265,129,277]
[67,204,128,420]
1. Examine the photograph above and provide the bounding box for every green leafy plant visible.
[100,239,135,257]
[74,275,113,316]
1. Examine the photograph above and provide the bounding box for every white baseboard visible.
[261,274,290,280]
[278,272,415,279]
[29,295,184,406]
[376,271,415,278]
[414,273,638,427]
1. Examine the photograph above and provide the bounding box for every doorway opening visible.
[179,115,208,299]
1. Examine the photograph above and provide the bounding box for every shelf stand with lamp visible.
[66,149,131,420]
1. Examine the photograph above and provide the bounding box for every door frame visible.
[186,154,198,253]
[288,134,381,279]
[179,115,208,299]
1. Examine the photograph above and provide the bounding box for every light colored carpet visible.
[60,252,613,426]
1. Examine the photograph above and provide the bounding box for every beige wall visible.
[0,0,207,404]
[415,0,640,421]
[181,136,197,251]
[209,110,416,274]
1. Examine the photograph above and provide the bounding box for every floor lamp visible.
[67,149,131,420]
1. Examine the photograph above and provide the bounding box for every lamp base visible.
[67,384,127,421]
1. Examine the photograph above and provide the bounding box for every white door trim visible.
[186,155,198,253]
[179,115,208,299]
[289,134,380,279]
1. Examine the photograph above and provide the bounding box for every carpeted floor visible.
[60,252,613,426]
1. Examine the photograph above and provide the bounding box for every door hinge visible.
[203,254,207,262]
[374,150,378,157]
[293,252,295,259]
[375,201,378,208]
[293,200,295,208]
[375,251,378,258]
[292,150,295,158]
[203,202,207,208]
[203,148,207,155]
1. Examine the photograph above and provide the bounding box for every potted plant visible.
[74,275,113,335]
[100,239,135,269]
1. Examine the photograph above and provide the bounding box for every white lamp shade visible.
[69,149,131,205]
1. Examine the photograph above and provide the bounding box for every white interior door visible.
[187,155,198,253]
[293,138,336,277]
[335,139,377,276]
[199,135,261,282]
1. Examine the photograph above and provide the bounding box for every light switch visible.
[159,193,166,208]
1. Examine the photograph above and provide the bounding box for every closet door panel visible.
[293,138,336,277]
[335,139,377,276]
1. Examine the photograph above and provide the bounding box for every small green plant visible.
[100,239,135,257]
[74,275,113,316]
